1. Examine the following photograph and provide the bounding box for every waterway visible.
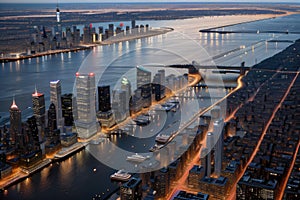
[1,14,300,200]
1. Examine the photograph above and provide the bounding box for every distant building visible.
[75,72,98,139]
[131,20,136,29]
[120,177,142,200]
[9,97,21,148]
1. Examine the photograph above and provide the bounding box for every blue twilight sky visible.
[0,0,298,3]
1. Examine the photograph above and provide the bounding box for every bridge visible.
[168,63,250,74]
[200,29,300,35]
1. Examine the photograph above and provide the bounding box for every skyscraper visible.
[61,93,74,127]
[152,69,166,101]
[50,80,63,131]
[47,103,57,132]
[213,119,224,178]
[98,85,111,112]
[75,72,98,139]
[121,76,132,117]
[9,97,21,148]
[137,65,152,108]
[32,87,46,141]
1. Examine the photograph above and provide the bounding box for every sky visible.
[0,0,298,3]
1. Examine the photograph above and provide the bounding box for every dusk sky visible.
[0,0,298,3]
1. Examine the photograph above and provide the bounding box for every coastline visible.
[0,13,290,64]
[0,27,173,63]
[0,143,85,190]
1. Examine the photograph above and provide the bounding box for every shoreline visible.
[0,143,85,190]
[0,27,173,63]
[0,13,290,64]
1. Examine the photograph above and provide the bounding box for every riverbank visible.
[0,27,173,63]
[0,13,289,64]
[0,142,86,190]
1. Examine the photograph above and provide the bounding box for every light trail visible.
[225,70,279,122]
[277,141,300,200]
[166,74,245,200]
[227,72,299,200]
[166,146,203,200]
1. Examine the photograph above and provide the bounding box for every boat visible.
[161,103,176,112]
[126,153,150,162]
[110,170,131,182]
[155,134,172,144]
[149,144,164,152]
[133,114,150,126]
[155,130,177,144]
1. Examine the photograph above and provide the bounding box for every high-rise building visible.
[75,72,98,139]
[112,89,127,122]
[61,93,74,127]
[45,103,60,152]
[26,116,39,149]
[9,97,21,148]
[206,131,215,177]
[152,69,166,101]
[213,119,224,178]
[121,76,132,116]
[47,103,57,132]
[137,65,152,108]
[98,85,111,112]
[50,80,63,131]
[32,86,46,145]
[32,87,46,127]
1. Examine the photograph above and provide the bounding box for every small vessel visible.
[161,103,176,112]
[126,153,150,162]
[155,131,177,144]
[155,134,171,143]
[110,170,131,181]
[149,144,164,152]
[133,115,150,126]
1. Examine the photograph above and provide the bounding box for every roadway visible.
[226,72,299,200]
[166,73,245,199]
